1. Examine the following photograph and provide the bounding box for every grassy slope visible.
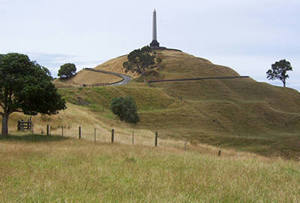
[55,50,300,159]
[1,135,300,202]
[54,69,122,88]
[94,55,140,78]
[5,50,300,159]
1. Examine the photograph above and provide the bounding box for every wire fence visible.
[27,124,190,150]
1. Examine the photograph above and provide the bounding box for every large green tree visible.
[58,63,77,79]
[123,46,156,74]
[0,53,66,136]
[267,59,293,87]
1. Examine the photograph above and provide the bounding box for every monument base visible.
[150,40,160,48]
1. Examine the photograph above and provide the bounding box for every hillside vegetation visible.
[5,50,300,159]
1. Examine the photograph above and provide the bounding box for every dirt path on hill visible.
[84,68,132,86]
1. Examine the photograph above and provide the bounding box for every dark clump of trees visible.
[0,53,66,136]
[267,59,293,87]
[123,46,162,75]
[110,97,139,124]
[58,63,77,79]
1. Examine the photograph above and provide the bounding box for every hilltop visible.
[10,50,300,159]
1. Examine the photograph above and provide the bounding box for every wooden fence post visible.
[111,129,114,143]
[155,131,158,147]
[61,126,64,137]
[79,126,81,139]
[218,150,221,156]
[47,125,50,136]
[94,128,96,143]
[17,121,21,131]
[132,131,134,145]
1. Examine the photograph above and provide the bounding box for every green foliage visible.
[123,46,158,74]
[58,63,77,79]
[266,59,293,87]
[110,96,139,123]
[156,57,162,64]
[0,53,66,136]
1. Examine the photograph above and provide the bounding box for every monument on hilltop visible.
[148,9,181,52]
[150,9,160,49]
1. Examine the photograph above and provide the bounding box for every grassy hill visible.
[2,49,300,201]
[5,49,300,159]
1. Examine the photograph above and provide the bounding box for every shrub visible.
[110,97,139,124]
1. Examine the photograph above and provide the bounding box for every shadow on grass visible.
[0,134,69,143]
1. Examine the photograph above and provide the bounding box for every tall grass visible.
[0,136,300,202]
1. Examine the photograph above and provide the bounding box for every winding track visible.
[84,68,132,86]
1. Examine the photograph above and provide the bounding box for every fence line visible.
[9,124,227,156]
[37,125,193,150]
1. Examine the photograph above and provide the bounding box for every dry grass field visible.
[1,135,300,202]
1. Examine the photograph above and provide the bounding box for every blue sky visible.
[0,0,299,90]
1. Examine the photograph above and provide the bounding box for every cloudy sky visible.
[0,0,299,90]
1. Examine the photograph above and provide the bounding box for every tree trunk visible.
[1,113,9,136]
[283,79,286,87]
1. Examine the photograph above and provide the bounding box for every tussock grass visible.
[1,136,300,201]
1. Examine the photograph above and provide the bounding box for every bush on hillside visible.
[123,46,162,75]
[110,97,139,124]
[58,63,77,79]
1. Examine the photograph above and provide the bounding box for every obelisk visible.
[150,9,160,49]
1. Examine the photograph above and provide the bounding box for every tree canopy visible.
[266,59,293,87]
[123,46,161,75]
[110,97,139,124]
[0,53,66,136]
[58,63,77,79]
